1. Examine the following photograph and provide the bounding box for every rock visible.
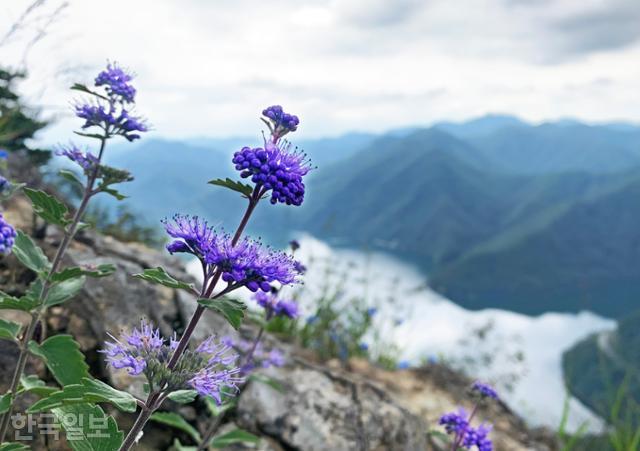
[236,362,428,451]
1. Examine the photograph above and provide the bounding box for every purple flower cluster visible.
[0,214,16,255]
[95,63,136,103]
[74,63,147,141]
[103,320,242,403]
[472,381,498,400]
[163,215,302,291]
[56,145,99,173]
[439,409,493,451]
[222,336,285,373]
[254,291,299,319]
[262,105,299,139]
[233,141,311,206]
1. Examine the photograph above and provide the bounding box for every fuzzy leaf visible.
[0,318,21,341]
[28,378,137,413]
[28,335,90,386]
[53,404,123,451]
[0,392,12,414]
[59,169,85,186]
[100,187,127,200]
[198,297,247,330]
[44,276,86,307]
[167,389,197,404]
[12,230,51,274]
[24,188,70,227]
[133,267,194,291]
[0,286,40,311]
[210,429,260,448]
[51,264,116,282]
[151,412,201,443]
[208,178,254,197]
[19,375,58,397]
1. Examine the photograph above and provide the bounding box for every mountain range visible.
[95,115,640,318]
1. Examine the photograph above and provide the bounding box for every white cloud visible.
[0,0,638,144]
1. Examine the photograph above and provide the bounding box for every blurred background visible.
[1,0,639,446]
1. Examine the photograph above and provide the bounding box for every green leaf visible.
[208,178,254,197]
[28,378,137,413]
[0,318,21,341]
[198,297,247,330]
[248,373,284,392]
[28,335,89,386]
[204,397,236,418]
[59,169,85,186]
[23,188,70,227]
[100,187,127,201]
[70,83,109,101]
[12,230,51,273]
[0,443,30,451]
[0,181,26,200]
[151,412,201,442]
[0,392,12,414]
[44,276,86,307]
[210,429,260,448]
[73,131,106,140]
[19,375,58,397]
[167,389,197,404]
[132,267,194,291]
[0,288,40,312]
[52,403,123,451]
[51,264,116,282]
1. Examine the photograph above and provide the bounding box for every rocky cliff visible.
[0,194,557,450]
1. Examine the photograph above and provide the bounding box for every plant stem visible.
[0,137,108,442]
[120,193,261,451]
[452,403,479,451]
[118,393,156,451]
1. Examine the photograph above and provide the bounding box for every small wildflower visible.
[102,319,242,403]
[397,360,411,369]
[223,336,286,374]
[262,105,299,140]
[472,381,499,400]
[0,149,8,159]
[254,292,299,319]
[232,141,311,207]
[56,144,99,173]
[0,214,17,255]
[95,62,136,103]
[439,408,469,435]
[366,307,378,317]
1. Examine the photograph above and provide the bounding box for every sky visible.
[1,0,639,142]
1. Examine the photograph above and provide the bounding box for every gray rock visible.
[236,363,428,451]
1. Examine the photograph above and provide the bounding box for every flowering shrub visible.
[0,63,309,451]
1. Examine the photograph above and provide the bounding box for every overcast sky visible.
[1,0,639,142]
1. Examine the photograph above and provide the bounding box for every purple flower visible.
[209,236,302,290]
[103,320,242,402]
[397,360,411,369]
[0,214,17,255]
[163,214,217,260]
[0,149,8,159]
[223,336,286,374]
[472,381,499,400]
[232,140,311,206]
[366,307,377,317]
[262,105,299,139]
[463,424,493,451]
[439,408,469,435]
[95,62,136,103]
[56,144,98,173]
[254,292,299,319]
